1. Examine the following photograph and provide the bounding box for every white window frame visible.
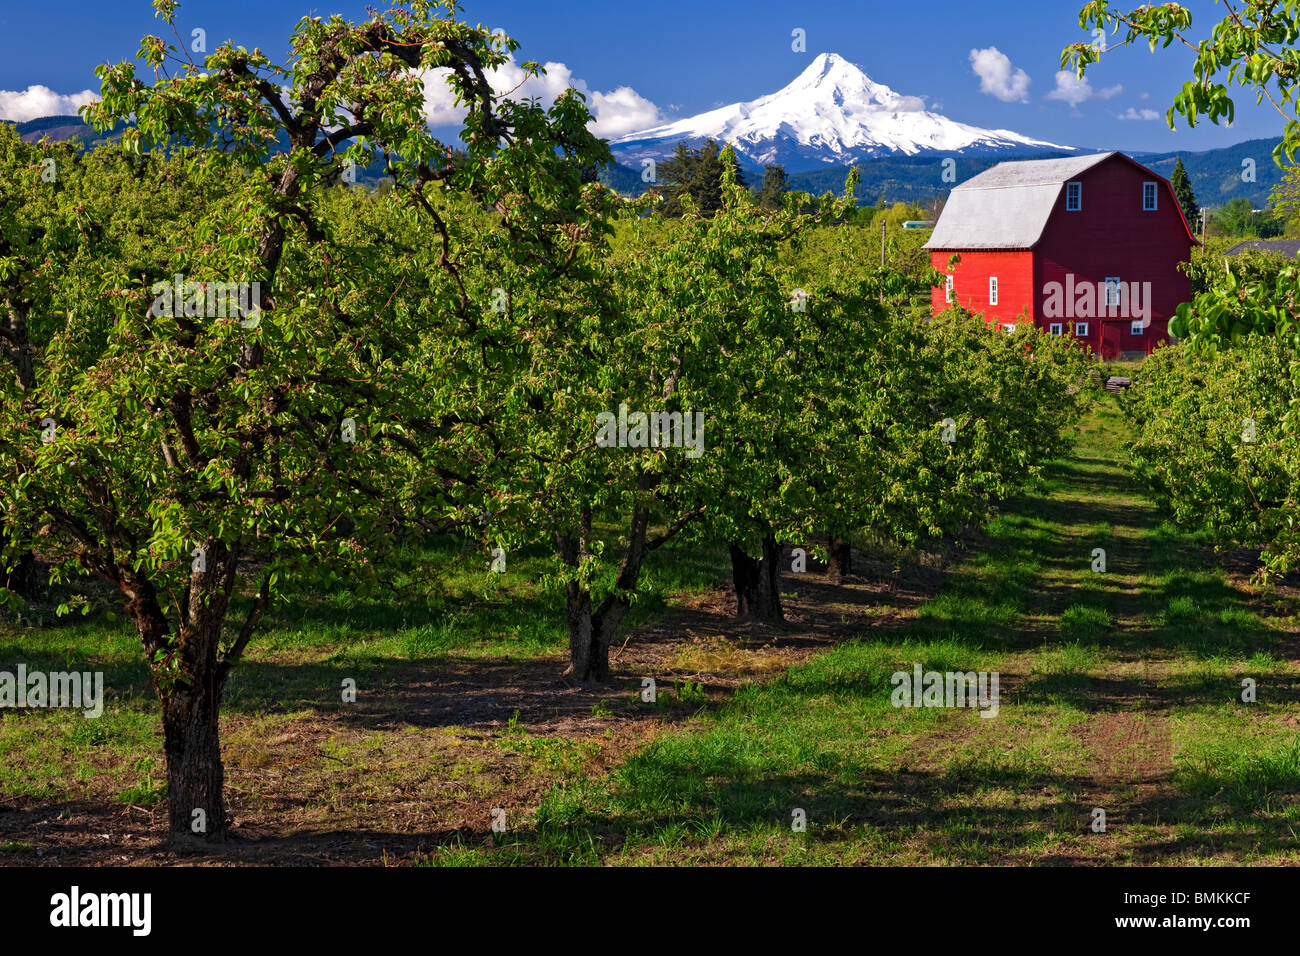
[1049,323,1063,336]
[989,276,998,305]
[945,274,954,302]
[1143,181,1158,211]
[1105,277,1122,309]
[1130,320,1145,335]
[1074,322,1090,337]
[1066,181,1082,211]
[1002,322,1015,334]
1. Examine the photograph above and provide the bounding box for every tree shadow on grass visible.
[437,758,1300,864]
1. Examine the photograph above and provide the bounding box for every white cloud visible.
[1046,72,1090,107]
[422,55,661,139]
[0,85,97,123]
[1117,107,1160,121]
[969,47,1031,103]
[1047,70,1122,108]
[588,86,661,137]
[1140,91,1150,100]
[422,57,573,124]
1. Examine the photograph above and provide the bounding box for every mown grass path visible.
[439,396,1300,865]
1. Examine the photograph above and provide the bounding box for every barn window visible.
[1130,320,1145,335]
[1066,181,1082,211]
[1075,322,1090,337]
[945,274,954,302]
[1105,277,1122,309]
[1143,182,1158,211]
[1002,323,1015,334]
[1049,323,1063,336]
[989,276,998,305]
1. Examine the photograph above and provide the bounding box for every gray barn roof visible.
[924,153,1118,250]
[1224,239,1300,258]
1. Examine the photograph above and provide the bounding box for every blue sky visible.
[0,0,1286,152]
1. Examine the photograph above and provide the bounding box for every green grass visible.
[417,396,1300,865]
[1174,710,1300,813]
[0,530,727,807]
[4,395,1297,865]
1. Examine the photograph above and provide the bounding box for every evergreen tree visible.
[657,139,748,216]
[1170,157,1199,229]
[755,164,789,210]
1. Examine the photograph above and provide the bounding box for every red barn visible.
[924,152,1198,358]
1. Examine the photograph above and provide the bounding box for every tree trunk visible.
[558,496,658,684]
[10,551,38,597]
[730,534,784,623]
[827,533,852,583]
[729,543,759,617]
[760,534,784,621]
[161,679,226,843]
[563,579,635,684]
[564,580,607,684]
[0,524,38,598]
[118,550,238,844]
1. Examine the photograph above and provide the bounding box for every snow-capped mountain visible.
[611,53,1072,172]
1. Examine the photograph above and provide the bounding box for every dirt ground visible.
[0,547,946,865]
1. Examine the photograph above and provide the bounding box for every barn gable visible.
[924,152,1195,251]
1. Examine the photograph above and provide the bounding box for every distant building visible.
[924,152,1198,359]
[1224,239,1300,258]
[901,220,935,230]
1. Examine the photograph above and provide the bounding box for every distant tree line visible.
[649,139,939,226]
